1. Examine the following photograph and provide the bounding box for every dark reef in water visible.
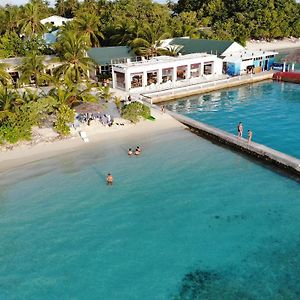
[173,269,219,300]
[172,238,300,299]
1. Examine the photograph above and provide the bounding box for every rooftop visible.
[40,15,73,26]
[113,53,219,68]
[169,38,236,56]
[88,46,135,66]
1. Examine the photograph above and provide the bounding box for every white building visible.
[112,53,223,92]
[41,16,73,27]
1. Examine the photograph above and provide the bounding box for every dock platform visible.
[144,72,274,103]
[169,112,300,178]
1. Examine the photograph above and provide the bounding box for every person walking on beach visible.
[106,173,113,185]
[161,105,166,113]
[237,122,243,138]
[247,130,253,144]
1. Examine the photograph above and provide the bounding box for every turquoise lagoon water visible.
[167,81,300,158]
[1,128,300,300]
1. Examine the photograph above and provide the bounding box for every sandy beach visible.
[0,109,185,172]
[246,38,300,51]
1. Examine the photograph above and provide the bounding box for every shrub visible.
[121,101,151,123]
[54,105,75,136]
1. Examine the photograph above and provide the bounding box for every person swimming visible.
[135,146,141,155]
[106,173,113,185]
[128,148,133,155]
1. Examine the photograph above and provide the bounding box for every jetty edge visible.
[168,111,300,178]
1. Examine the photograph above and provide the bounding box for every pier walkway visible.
[143,71,274,103]
[169,111,300,178]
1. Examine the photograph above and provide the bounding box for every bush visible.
[121,101,151,123]
[54,105,75,136]
[0,110,33,143]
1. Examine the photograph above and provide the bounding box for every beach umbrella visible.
[74,102,105,114]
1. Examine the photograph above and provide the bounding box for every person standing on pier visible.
[247,130,253,144]
[237,122,243,138]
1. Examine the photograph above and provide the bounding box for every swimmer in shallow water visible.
[106,173,113,185]
[135,146,141,155]
[128,148,133,156]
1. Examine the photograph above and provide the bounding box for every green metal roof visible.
[88,46,134,65]
[170,38,235,56]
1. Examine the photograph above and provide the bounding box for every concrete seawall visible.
[169,111,300,178]
[144,72,274,103]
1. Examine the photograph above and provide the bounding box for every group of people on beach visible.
[106,146,142,185]
[237,122,253,144]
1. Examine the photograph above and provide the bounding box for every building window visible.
[130,73,143,88]
[147,70,158,85]
[100,65,111,75]
[177,65,187,80]
[162,68,173,82]
[115,71,125,89]
[204,62,213,75]
[190,63,201,78]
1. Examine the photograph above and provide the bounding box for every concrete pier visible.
[143,72,274,104]
[169,111,300,178]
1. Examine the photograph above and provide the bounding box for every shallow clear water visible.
[1,129,300,300]
[167,81,300,158]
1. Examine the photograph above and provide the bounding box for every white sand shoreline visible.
[0,113,186,173]
[246,38,300,51]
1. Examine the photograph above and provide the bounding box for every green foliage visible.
[54,30,92,84]
[18,51,46,87]
[54,104,75,136]
[121,101,150,123]
[175,0,300,41]
[114,96,122,110]
[98,85,112,102]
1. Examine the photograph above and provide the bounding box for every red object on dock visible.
[273,72,300,84]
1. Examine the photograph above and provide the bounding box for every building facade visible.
[112,53,223,92]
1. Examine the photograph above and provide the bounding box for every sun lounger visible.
[79,131,89,143]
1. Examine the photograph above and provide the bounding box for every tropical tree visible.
[18,51,46,87]
[0,63,12,86]
[130,24,171,57]
[109,19,139,46]
[18,3,45,37]
[0,87,21,121]
[73,13,104,47]
[54,30,93,84]
[2,7,21,35]
[55,0,79,18]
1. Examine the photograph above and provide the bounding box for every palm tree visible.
[54,30,93,84]
[18,51,46,88]
[3,7,20,35]
[0,63,12,87]
[110,19,139,46]
[0,87,21,121]
[163,45,184,57]
[174,24,200,39]
[18,3,45,37]
[130,24,171,57]
[46,84,97,108]
[73,13,104,47]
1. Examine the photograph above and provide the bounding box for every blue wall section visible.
[227,62,241,76]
